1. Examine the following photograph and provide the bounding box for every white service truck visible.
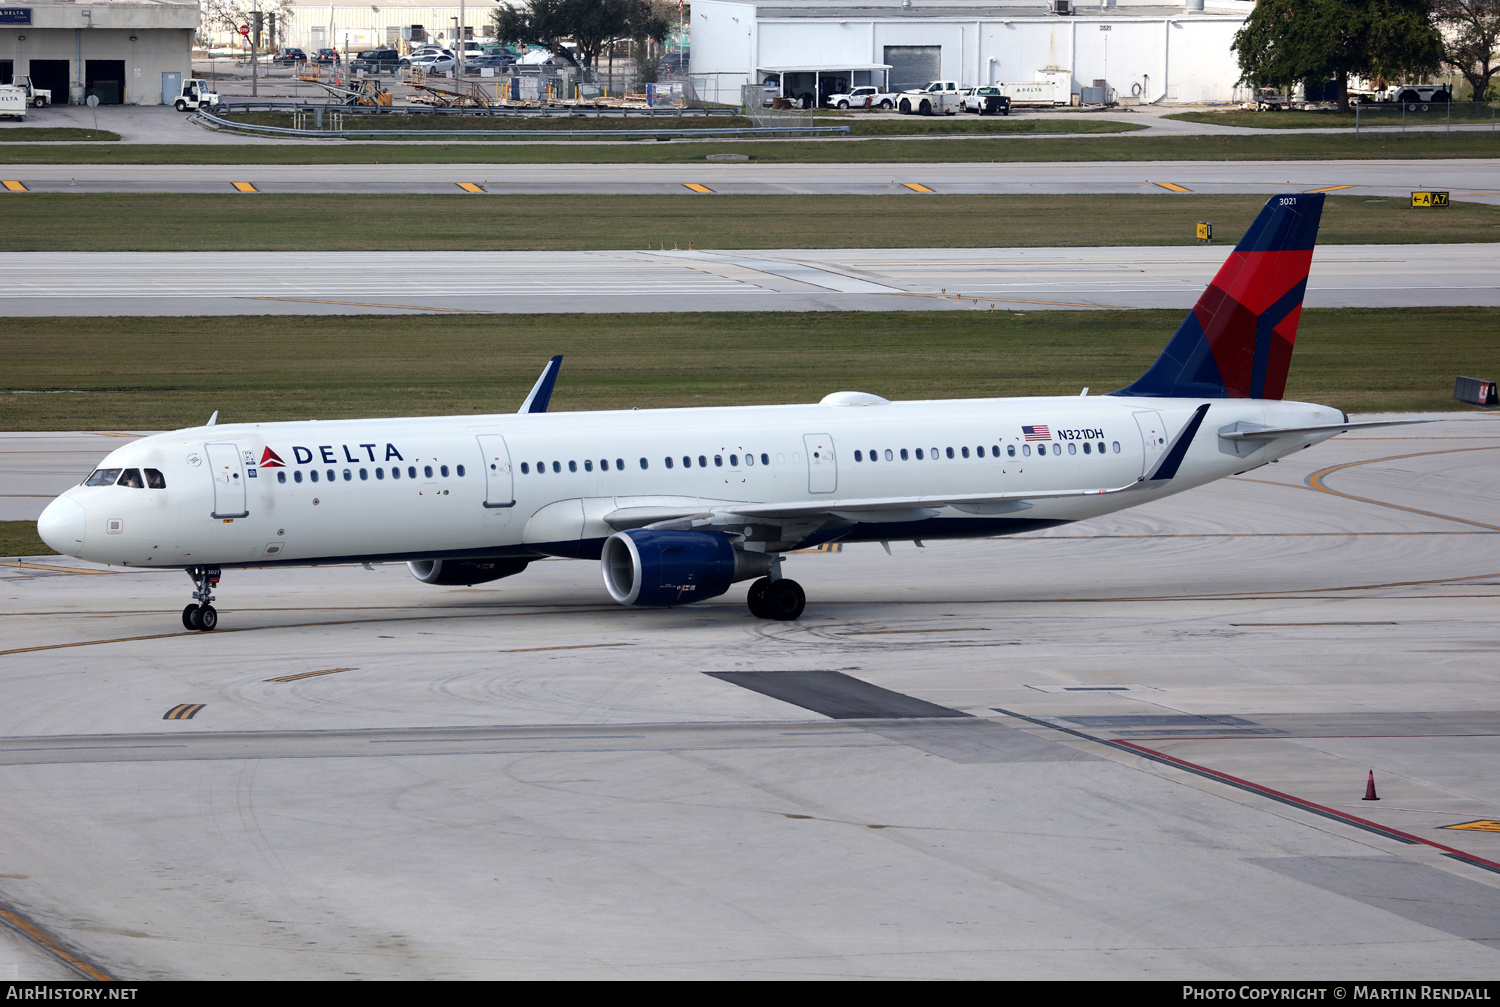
[896,80,961,115]
[173,79,226,112]
[824,85,900,110]
[10,75,52,107]
[0,85,27,120]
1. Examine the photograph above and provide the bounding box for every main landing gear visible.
[746,555,806,621]
[182,566,221,631]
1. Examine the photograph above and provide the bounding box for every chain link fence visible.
[1354,100,1500,137]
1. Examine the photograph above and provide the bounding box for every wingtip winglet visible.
[518,355,563,414]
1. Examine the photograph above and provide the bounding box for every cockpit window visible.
[118,468,145,489]
[84,468,122,486]
[144,468,166,489]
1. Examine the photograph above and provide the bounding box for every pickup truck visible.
[960,86,1011,115]
[897,80,961,115]
[824,85,899,110]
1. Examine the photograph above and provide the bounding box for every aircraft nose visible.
[37,496,86,556]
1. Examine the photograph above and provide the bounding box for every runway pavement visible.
[2,413,1499,978]
[0,243,1494,316]
[4,157,1500,199]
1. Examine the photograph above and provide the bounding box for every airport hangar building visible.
[688,0,1254,107]
[0,0,197,105]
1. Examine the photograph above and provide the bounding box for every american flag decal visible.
[1022,425,1051,441]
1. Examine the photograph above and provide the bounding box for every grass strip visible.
[1,130,1498,164]
[0,127,121,142]
[0,521,53,558]
[3,193,1496,252]
[216,110,1140,137]
[1166,107,1500,130]
[3,308,1494,431]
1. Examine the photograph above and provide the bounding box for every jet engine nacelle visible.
[602,529,771,607]
[407,557,531,586]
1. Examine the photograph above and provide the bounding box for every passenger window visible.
[84,468,122,487]
[391,467,400,480]
[424,465,434,478]
[441,465,450,477]
[946,447,954,459]
[521,462,529,474]
[855,450,863,462]
[665,457,674,469]
[1099,443,1107,454]
[761,454,769,466]
[683,456,692,468]
[311,470,320,482]
[360,468,369,479]
[456,465,465,477]
[552,462,560,473]
[1052,444,1061,455]
[344,469,352,481]
[408,466,417,479]
[730,454,739,467]
[144,468,166,489]
[295,470,304,483]
[698,456,707,468]
[746,453,755,467]
[568,461,577,473]
[1112,441,1121,453]
[617,458,624,470]
[1068,443,1076,455]
[900,448,909,461]
[277,471,286,484]
[600,459,609,471]
[930,447,938,460]
[327,469,336,481]
[868,449,877,462]
[991,446,1000,458]
[1022,445,1031,457]
[377,467,385,479]
[584,459,593,472]
[961,447,970,459]
[1083,443,1091,455]
[639,458,648,469]
[915,448,924,460]
[118,468,144,489]
[714,455,723,467]
[879,449,889,461]
[1007,445,1016,457]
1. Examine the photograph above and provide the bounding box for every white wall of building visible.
[691,0,1251,104]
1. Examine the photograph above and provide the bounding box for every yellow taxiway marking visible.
[163,703,204,720]
[0,904,116,981]
[1303,185,1354,193]
[1152,182,1191,192]
[239,296,482,312]
[2,180,27,192]
[1305,446,1500,531]
[501,642,633,653]
[1442,820,1500,832]
[901,182,935,193]
[267,667,355,682]
[683,183,715,193]
[456,182,486,193]
[231,181,258,192]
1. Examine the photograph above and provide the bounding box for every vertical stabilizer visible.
[1112,193,1324,400]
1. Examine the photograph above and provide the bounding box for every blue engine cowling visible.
[602,529,770,607]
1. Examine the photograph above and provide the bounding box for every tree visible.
[1434,0,1500,101]
[1232,0,1443,110]
[491,0,671,70]
[201,0,296,49]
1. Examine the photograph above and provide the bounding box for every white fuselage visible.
[39,394,1343,571]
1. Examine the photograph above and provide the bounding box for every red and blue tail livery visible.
[1113,193,1325,400]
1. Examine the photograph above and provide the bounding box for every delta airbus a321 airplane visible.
[38,193,1405,630]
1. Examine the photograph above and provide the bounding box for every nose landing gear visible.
[182,566,221,631]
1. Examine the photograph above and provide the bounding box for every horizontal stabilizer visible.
[1218,418,1430,442]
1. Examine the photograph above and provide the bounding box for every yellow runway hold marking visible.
[1152,182,1192,192]
[683,183,715,193]
[2,180,27,192]
[1303,185,1354,193]
[456,182,486,193]
[267,667,355,682]
[0,904,116,980]
[901,182,935,193]
[163,703,204,720]
[231,181,258,192]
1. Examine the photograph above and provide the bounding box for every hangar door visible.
[28,60,70,102]
[85,60,125,104]
[884,46,941,92]
[0,61,11,86]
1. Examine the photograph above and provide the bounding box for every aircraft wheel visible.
[182,604,201,630]
[763,579,805,622]
[198,605,218,631]
[746,577,771,619]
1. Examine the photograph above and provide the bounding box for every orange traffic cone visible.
[1362,771,1379,801]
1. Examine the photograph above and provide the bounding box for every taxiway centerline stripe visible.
[2,180,27,192]
[231,181,258,193]
[1303,185,1354,193]
[994,707,1500,876]
[238,296,483,312]
[267,667,354,682]
[0,903,116,981]
[901,183,935,193]
[501,642,633,653]
[456,182,486,193]
[1304,446,1500,530]
[683,183,715,193]
[1152,182,1191,192]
